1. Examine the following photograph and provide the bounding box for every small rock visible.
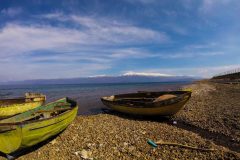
[87,143,92,148]
[128,146,136,152]
[74,151,80,156]
[123,142,128,146]
[80,149,92,159]
[50,139,57,145]
[231,138,236,142]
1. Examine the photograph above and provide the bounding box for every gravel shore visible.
[0,81,239,159]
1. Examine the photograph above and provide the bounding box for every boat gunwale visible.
[0,97,46,108]
[28,112,73,131]
[0,106,77,126]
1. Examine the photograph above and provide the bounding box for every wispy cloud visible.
[165,24,188,35]
[39,13,168,43]
[123,0,157,4]
[0,13,169,81]
[0,14,168,58]
[199,0,232,13]
[1,7,22,17]
[125,64,240,78]
[108,48,153,59]
[123,71,172,77]
[0,61,110,82]
[108,48,225,59]
[158,51,225,59]
[183,43,217,50]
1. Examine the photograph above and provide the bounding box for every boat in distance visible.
[0,93,46,118]
[101,91,191,116]
[0,97,78,155]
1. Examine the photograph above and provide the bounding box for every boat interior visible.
[102,91,191,103]
[0,98,27,106]
[0,98,77,125]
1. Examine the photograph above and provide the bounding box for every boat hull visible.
[102,97,189,116]
[0,98,78,154]
[101,91,191,116]
[21,106,77,149]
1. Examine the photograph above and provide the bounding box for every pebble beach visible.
[1,81,240,160]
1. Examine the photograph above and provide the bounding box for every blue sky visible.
[0,0,239,81]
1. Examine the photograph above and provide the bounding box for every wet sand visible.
[1,81,239,159]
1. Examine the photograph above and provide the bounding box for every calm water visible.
[0,82,191,115]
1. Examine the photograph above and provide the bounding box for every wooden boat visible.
[0,97,78,155]
[101,91,191,116]
[0,93,46,118]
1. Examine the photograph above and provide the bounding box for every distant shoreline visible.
[0,75,198,85]
[0,80,193,86]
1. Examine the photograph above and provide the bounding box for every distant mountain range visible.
[1,74,199,85]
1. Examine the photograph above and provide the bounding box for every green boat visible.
[0,97,78,155]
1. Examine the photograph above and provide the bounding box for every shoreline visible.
[0,82,191,115]
[1,81,239,159]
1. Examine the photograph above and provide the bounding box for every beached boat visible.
[0,93,46,118]
[101,91,191,116]
[0,97,78,154]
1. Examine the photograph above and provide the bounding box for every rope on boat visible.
[147,139,216,151]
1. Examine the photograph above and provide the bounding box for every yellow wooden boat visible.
[0,97,78,155]
[0,93,46,118]
[101,91,191,116]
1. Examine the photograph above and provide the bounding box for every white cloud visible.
[105,48,225,60]
[158,51,224,59]
[109,48,152,59]
[0,61,110,82]
[0,24,87,58]
[109,48,225,60]
[183,43,217,50]
[123,71,172,77]
[0,14,168,58]
[0,15,169,82]
[123,0,157,4]
[26,52,112,63]
[40,13,168,43]
[128,64,240,78]
[199,0,233,13]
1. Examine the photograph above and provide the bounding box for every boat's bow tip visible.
[101,95,115,101]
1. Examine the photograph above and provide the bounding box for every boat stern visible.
[25,93,46,103]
